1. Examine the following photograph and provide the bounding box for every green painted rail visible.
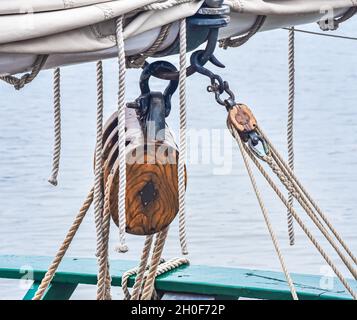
[0,255,356,300]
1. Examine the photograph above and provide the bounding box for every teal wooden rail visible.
[0,255,356,300]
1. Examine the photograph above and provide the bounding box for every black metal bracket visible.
[127,61,178,141]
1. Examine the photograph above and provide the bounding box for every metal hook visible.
[190,50,225,93]
[147,27,222,81]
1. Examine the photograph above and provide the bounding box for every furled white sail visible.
[0,0,354,76]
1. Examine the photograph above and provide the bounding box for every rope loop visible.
[0,55,48,90]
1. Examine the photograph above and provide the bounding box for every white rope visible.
[48,68,62,186]
[287,27,295,246]
[178,18,188,255]
[115,16,128,253]
[229,124,298,300]
[94,61,104,260]
[143,0,192,11]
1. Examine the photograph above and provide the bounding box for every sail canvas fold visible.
[228,0,357,15]
[0,0,114,14]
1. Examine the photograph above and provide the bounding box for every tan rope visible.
[48,68,62,186]
[115,16,128,253]
[141,228,170,300]
[286,27,295,246]
[126,24,172,69]
[94,61,104,260]
[234,130,356,298]
[123,257,187,300]
[267,150,357,280]
[228,124,298,299]
[130,235,154,300]
[122,266,139,300]
[96,176,112,300]
[258,126,357,268]
[0,55,48,90]
[32,188,94,300]
[219,16,266,49]
[262,146,357,279]
[178,18,188,255]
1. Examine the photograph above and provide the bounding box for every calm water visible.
[1,21,357,299]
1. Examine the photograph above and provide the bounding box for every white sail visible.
[0,0,354,76]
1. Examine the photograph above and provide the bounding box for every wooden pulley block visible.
[97,108,186,236]
[227,104,257,138]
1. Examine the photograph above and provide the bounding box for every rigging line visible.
[287,27,295,246]
[229,124,298,300]
[116,15,128,253]
[283,27,357,41]
[178,18,189,256]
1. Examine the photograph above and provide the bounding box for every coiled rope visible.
[286,27,295,246]
[48,68,62,186]
[178,18,189,255]
[115,16,129,253]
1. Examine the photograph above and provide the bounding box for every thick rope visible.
[94,61,104,260]
[0,55,48,90]
[115,16,128,253]
[178,18,188,255]
[130,235,154,300]
[259,126,357,267]
[229,124,298,300]
[48,68,62,186]
[32,188,94,300]
[123,257,188,300]
[287,27,295,246]
[233,129,356,298]
[97,176,112,300]
[126,24,172,69]
[219,16,266,49]
[141,227,170,300]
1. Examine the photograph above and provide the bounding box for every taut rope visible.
[116,16,129,253]
[178,18,189,255]
[230,123,357,299]
[286,27,295,246]
[229,123,298,300]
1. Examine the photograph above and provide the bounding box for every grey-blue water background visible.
[1,22,357,299]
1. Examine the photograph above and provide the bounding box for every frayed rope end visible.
[48,177,58,186]
[115,244,129,253]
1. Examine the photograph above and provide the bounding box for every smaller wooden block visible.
[228,104,257,134]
